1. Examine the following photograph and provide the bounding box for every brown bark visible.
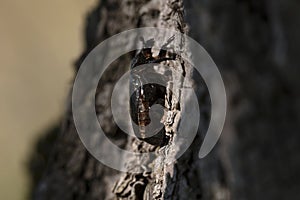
[30,0,300,199]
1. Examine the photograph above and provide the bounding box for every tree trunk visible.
[31,0,300,199]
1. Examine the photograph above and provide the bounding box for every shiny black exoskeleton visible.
[129,36,175,146]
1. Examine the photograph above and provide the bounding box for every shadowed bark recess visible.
[31,0,300,199]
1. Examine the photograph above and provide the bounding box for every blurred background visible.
[2,0,300,199]
[0,1,97,199]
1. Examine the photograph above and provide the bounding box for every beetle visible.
[129,36,176,146]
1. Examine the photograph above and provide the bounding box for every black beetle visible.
[129,36,175,146]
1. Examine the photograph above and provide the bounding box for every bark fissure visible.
[31,0,300,199]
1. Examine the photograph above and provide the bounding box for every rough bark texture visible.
[30,0,300,199]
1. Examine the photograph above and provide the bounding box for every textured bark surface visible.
[30,0,300,199]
